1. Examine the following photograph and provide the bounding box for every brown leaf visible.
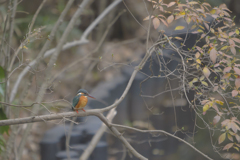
[153,18,160,29]
[232,90,238,97]
[218,132,226,144]
[234,67,240,75]
[223,143,234,151]
[235,77,240,89]
[167,15,174,24]
[210,48,217,63]
[203,67,211,78]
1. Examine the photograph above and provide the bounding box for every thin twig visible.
[111,124,213,160]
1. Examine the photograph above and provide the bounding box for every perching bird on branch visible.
[72,89,95,113]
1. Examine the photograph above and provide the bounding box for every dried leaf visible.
[143,15,154,21]
[188,1,198,5]
[167,15,174,24]
[195,52,200,58]
[191,78,198,83]
[236,29,239,35]
[218,132,226,144]
[201,100,209,105]
[223,67,232,73]
[215,100,224,105]
[196,59,201,64]
[213,115,221,125]
[236,134,240,143]
[220,46,228,50]
[232,90,238,97]
[234,67,240,75]
[223,143,234,151]
[191,25,197,30]
[159,18,168,27]
[203,67,211,78]
[210,48,217,63]
[174,37,183,40]
[223,73,231,79]
[175,26,185,30]
[230,46,236,55]
[203,104,210,112]
[235,77,240,89]
[232,38,240,43]
[231,122,240,133]
[153,18,160,29]
[167,1,176,7]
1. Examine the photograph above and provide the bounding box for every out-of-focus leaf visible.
[203,67,211,78]
[232,38,240,43]
[236,29,239,35]
[220,46,228,50]
[224,67,232,73]
[167,15,174,24]
[175,26,185,30]
[215,100,224,105]
[232,90,238,97]
[143,15,154,21]
[227,133,233,142]
[236,134,240,143]
[235,77,240,89]
[230,46,236,55]
[196,59,201,64]
[210,48,217,63]
[223,73,231,79]
[223,143,234,151]
[218,132,226,144]
[201,81,208,86]
[213,115,220,125]
[203,103,210,112]
[234,67,240,75]
[153,18,160,29]
[167,1,176,7]
[0,109,9,135]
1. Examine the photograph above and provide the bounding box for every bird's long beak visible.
[87,94,95,99]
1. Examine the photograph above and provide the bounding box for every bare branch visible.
[9,0,122,103]
[112,124,213,160]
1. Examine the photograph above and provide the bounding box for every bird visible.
[72,89,95,113]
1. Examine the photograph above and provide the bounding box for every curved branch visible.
[112,124,213,160]
[0,110,148,160]
[9,0,122,103]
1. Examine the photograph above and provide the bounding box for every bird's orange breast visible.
[76,96,88,109]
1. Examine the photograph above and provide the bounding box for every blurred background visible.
[0,0,240,159]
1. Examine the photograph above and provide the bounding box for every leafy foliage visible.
[145,0,240,156]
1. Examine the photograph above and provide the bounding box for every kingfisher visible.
[72,89,95,113]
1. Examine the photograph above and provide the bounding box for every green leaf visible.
[0,109,9,135]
